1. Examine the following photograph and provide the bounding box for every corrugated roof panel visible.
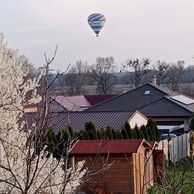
[46,111,133,133]
[70,140,144,154]
[55,96,91,111]
[140,97,192,117]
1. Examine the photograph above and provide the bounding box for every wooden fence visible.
[158,132,190,162]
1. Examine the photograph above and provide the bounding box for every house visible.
[44,110,148,133]
[54,95,91,111]
[23,95,115,113]
[24,105,38,113]
[70,139,164,194]
[86,83,194,134]
[53,95,115,111]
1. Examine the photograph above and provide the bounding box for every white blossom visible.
[0,35,86,194]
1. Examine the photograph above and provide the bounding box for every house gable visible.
[128,111,148,128]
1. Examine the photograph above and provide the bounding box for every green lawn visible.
[148,157,194,194]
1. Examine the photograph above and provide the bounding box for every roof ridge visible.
[147,82,178,96]
[51,110,133,114]
[77,139,143,142]
[85,83,158,111]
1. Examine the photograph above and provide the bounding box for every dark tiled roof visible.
[46,111,133,132]
[86,83,168,112]
[70,139,149,155]
[183,103,194,112]
[86,83,193,118]
[139,97,192,118]
[165,96,194,112]
[84,95,115,105]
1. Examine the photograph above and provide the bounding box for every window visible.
[144,90,150,95]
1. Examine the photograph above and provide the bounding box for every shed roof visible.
[70,139,151,155]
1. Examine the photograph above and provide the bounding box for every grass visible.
[148,157,194,194]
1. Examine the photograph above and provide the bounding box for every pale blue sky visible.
[1,0,194,70]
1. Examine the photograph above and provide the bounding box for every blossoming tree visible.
[0,35,86,194]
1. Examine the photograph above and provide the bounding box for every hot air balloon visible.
[88,13,106,37]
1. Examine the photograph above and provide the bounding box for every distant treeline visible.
[44,119,160,159]
[48,66,194,87]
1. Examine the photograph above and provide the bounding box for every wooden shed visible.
[70,139,164,194]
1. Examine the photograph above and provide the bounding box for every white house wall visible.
[128,112,148,128]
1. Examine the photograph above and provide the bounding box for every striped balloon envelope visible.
[88,13,106,37]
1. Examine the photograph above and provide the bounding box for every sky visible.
[1,0,194,71]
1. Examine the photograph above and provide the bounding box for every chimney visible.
[152,75,157,86]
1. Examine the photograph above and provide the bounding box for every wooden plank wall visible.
[73,146,156,194]
[158,132,190,162]
[133,147,156,194]
[74,155,135,194]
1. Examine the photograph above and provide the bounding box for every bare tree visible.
[166,61,184,91]
[65,60,87,95]
[88,56,115,94]
[156,60,168,86]
[124,58,150,88]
